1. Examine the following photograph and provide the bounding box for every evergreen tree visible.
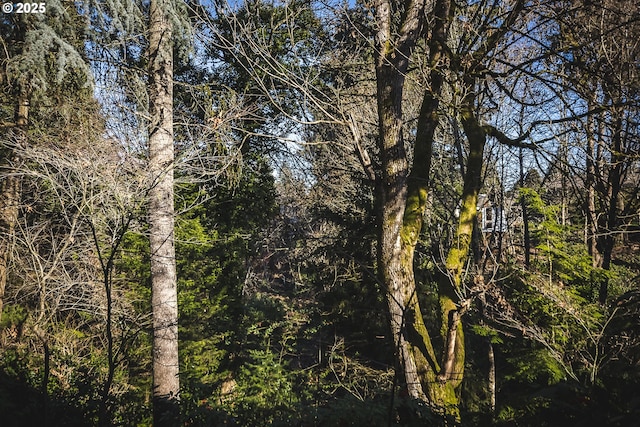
[147,0,180,424]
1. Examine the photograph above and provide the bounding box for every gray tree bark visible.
[148,0,179,424]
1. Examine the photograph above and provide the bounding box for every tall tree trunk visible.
[374,0,468,418]
[371,0,521,421]
[598,111,623,304]
[148,0,179,424]
[585,98,601,269]
[0,15,28,322]
[375,40,426,402]
[519,147,531,268]
[432,95,485,417]
[373,0,428,402]
[0,89,28,323]
[405,0,465,416]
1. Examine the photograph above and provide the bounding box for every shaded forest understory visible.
[1,0,640,426]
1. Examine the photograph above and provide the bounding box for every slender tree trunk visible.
[598,112,623,304]
[488,338,496,418]
[98,264,115,427]
[93,217,132,426]
[519,147,531,268]
[559,142,568,227]
[585,98,601,269]
[0,158,20,322]
[41,332,50,426]
[432,95,485,417]
[148,0,179,424]
[0,89,28,323]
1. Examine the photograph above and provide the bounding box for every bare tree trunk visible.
[0,90,28,322]
[519,147,531,269]
[585,98,601,269]
[559,141,568,227]
[148,0,179,424]
[96,236,124,427]
[0,161,20,322]
[598,112,624,304]
[488,338,496,417]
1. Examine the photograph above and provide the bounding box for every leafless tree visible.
[554,0,640,303]
[2,104,149,422]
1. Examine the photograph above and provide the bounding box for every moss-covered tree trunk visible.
[374,0,427,400]
[371,0,523,421]
[436,91,486,407]
[374,0,468,418]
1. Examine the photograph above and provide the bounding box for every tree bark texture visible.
[0,91,28,323]
[374,0,467,418]
[585,97,601,269]
[0,155,20,323]
[437,93,485,380]
[148,0,179,424]
[598,111,624,304]
[488,338,496,415]
[371,0,525,420]
[0,14,29,323]
[519,147,531,268]
[374,0,427,402]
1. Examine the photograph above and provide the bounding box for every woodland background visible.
[0,0,639,426]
